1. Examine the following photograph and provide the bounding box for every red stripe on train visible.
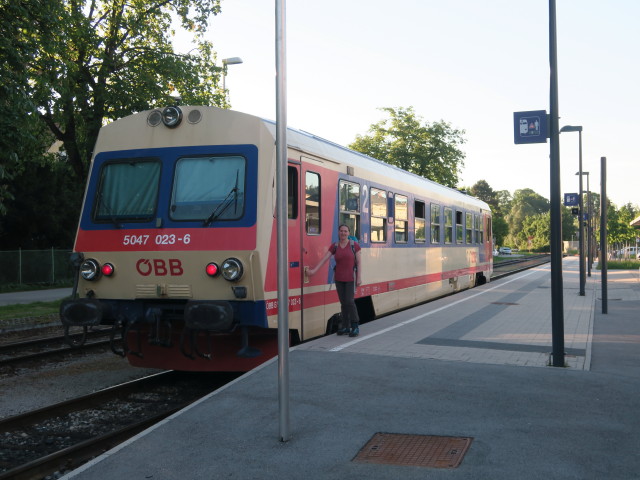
[264,263,491,315]
[74,227,256,251]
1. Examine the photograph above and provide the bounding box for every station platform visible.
[63,257,640,480]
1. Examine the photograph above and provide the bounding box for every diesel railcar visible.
[61,106,492,371]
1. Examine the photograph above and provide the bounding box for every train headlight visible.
[205,262,220,277]
[221,258,243,282]
[80,259,100,281]
[162,106,183,128]
[101,263,115,277]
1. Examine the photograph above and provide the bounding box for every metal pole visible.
[577,131,585,295]
[600,157,607,314]
[548,0,565,367]
[275,0,291,442]
[587,175,592,277]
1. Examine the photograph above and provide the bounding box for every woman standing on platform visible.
[308,224,362,337]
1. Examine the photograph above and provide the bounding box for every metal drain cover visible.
[353,433,472,469]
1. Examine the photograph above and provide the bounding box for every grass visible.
[0,299,63,321]
[598,259,640,270]
[0,280,73,294]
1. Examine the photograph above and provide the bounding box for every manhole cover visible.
[353,433,472,469]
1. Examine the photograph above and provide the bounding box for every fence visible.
[0,249,75,287]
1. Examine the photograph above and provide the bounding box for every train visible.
[60,105,493,371]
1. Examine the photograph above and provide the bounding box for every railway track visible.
[0,370,239,480]
[0,328,112,370]
[491,254,551,280]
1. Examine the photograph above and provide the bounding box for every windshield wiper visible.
[203,187,238,226]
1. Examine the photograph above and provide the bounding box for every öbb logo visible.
[136,258,184,277]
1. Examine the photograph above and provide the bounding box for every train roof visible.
[97,106,490,212]
[260,117,490,212]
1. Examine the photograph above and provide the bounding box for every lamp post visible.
[577,171,592,277]
[222,57,243,103]
[560,125,585,296]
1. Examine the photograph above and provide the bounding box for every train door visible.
[300,163,328,339]
[286,164,303,338]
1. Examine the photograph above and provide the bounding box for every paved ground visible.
[0,287,71,306]
[61,258,640,480]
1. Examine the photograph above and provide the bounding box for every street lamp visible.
[560,125,585,296]
[576,171,591,277]
[222,57,243,103]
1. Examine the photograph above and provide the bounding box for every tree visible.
[6,0,224,184]
[607,202,639,251]
[0,158,81,249]
[1,0,225,247]
[504,188,549,246]
[0,0,59,215]
[519,212,551,251]
[349,107,466,188]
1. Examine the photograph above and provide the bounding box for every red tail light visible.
[101,263,115,277]
[206,262,219,277]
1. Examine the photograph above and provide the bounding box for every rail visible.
[0,371,239,480]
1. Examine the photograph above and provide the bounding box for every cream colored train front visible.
[61,106,493,371]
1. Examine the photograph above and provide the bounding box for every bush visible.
[597,259,640,270]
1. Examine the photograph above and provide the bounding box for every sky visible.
[183,0,639,208]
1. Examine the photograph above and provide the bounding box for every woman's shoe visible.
[348,327,359,337]
[336,328,349,335]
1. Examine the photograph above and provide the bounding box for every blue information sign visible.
[514,110,548,144]
[564,193,579,206]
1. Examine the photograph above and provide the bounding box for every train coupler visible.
[178,300,235,361]
[146,308,173,348]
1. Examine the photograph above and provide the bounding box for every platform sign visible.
[514,110,548,144]
[564,193,579,207]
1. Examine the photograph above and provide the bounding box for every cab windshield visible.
[94,159,161,222]
[170,155,246,222]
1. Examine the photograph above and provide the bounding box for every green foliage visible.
[0,158,82,248]
[607,202,638,246]
[517,211,551,251]
[0,299,63,321]
[349,107,466,188]
[1,0,224,247]
[598,259,640,270]
[5,0,224,183]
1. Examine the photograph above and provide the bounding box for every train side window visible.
[486,216,491,243]
[444,207,453,244]
[288,166,298,219]
[475,214,481,244]
[431,203,441,244]
[466,212,473,243]
[339,180,360,240]
[456,210,463,244]
[305,171,321,234]
[370,187,387,243]
[415,200,426,243]
[395,194,408,243]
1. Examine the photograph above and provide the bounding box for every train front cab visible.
[59,107,286,372]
